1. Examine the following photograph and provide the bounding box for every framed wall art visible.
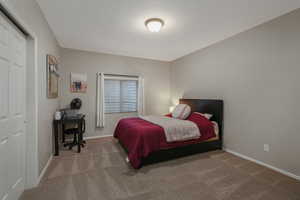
[70,72,87,93]
[47,55,59,98]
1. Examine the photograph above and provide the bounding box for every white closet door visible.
[0,12,26,200]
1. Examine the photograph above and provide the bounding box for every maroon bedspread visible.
[114,115,216,169]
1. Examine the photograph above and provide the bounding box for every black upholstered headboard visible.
[180,99,224,140]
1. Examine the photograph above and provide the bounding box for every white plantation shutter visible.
[104,80,121,113]
[104,79,138,113]
[120,80,138,112]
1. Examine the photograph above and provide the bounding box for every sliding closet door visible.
[0,12,26,200]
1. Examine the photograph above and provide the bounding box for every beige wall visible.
[5,0,61,174]
[5,0,300,179]
[60,48,171,138]
[171,9,300,176]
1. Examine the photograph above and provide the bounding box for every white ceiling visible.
[37,0,300,61]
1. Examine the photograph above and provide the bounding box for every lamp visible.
[169,106,175,113]
[145,18,164,33]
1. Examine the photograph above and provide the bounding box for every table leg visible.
[77,120,82,153]
[54,121,59,156]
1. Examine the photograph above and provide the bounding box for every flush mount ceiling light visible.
[145,18,164,33]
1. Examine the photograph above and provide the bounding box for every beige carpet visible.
[21,137,300,200]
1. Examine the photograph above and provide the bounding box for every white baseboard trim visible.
[37,155,53,185]
[224,148,300,181]
[84,135,113,140]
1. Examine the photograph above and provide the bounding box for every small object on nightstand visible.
[54,110,62,120]
[169,106,175,113]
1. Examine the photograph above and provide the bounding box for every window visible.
[104,79,138,113]
[96,73,144,127]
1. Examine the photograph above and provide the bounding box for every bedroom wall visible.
[60,48,171,138]
[4,0,61,174]
[170,9,300,176]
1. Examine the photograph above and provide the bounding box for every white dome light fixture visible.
[145,18,164,33]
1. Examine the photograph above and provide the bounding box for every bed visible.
[114,99,224,169]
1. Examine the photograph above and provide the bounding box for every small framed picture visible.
[70,72,87,93]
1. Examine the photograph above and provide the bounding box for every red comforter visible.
[114,114,216,169]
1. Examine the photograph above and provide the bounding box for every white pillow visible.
[194,112,213,120]
[172,104,191,119]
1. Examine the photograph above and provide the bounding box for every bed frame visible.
[141,99,224,166]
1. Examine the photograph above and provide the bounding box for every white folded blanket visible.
[140,115,201,142]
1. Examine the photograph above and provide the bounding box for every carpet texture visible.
[21,137,300,200]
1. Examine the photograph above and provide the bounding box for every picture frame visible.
[47,55,59,98]
[70,72,87,93]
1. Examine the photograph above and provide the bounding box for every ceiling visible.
[37,0,300,61]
